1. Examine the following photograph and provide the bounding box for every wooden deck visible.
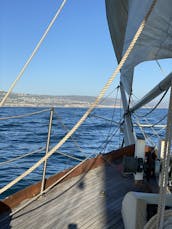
[0,159,136,229]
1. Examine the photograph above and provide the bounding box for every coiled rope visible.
[0,0,158,195]
[144,210,172,229]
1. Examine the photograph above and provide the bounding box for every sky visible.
[1,0,172,99]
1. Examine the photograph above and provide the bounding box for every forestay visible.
[106,0,172,94]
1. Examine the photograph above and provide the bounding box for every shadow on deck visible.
[0,202,11,229]
[0,144,152,228]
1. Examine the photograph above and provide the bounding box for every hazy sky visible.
[1,0,172,98]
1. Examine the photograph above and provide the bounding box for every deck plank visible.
[1,162,134,229]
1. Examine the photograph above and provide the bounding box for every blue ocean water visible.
[0,107,167,200]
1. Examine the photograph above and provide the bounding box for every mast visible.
[120,82,135,146]
[106,0,172,146]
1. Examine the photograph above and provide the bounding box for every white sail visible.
[106,0,172,94]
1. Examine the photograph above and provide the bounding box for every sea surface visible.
[0,107,167,200]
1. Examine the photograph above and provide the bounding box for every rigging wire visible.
[102,86,120,144]
[55,150,84,162]
[0,108,50,120]
[0,0,158,195]
[156,82,172,228]
[0,0,68,107]
[97,127,120,154]
[54,111,84,154]
[133,88,169,118]
[88,114,120,125]
[98,85,120,107]
[156,59,166,77]
[97,119,122,155]
[130,95,166,147]
[0,147,45,166]
[89,86,121,125]
[133,109,164,137]
[89,87,122,154]
[88,98,123,154]
[133,115,156,146]
[131,93,167,128]
[100,125,121,154]
[57,86,122,159]
[151,113,167,128]
[133,114,158,147]
[143,117,163,142]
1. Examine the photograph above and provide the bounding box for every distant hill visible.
[0,91,168,108]
[0,91,121,108]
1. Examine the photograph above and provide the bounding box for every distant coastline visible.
[0,91,121,108]
[0,91,167,108]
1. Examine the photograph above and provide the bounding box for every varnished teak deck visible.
[1,161,135,229]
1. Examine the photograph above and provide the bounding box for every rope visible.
[99,124,121,154]
[0,147,45,166]
[144,210,172,229]
[0,0,68,107]
[151,114,167,128]
[133,112,166,148]
[108,87,120,131]
[0,155,91,223]
[0,108,50,120]
[56,150,84,162]
[89,87,121,155]
[54,111,84,154]
[92,101,123,154]
[156,126,167,136]
[133,116,156,147]
[131,95,167,145]
[100,87,120,153]
[135,114,163,141]
[149,126,161,143]
[97,85,120,107]
[156,82,172,229]
[0,0,158,195]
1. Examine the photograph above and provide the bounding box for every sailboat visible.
[1,0,172,228]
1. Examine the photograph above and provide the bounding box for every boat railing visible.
[40,107,54,193]
[0,0,159,201]
[0,107,89,198]
[0,107,54,196]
